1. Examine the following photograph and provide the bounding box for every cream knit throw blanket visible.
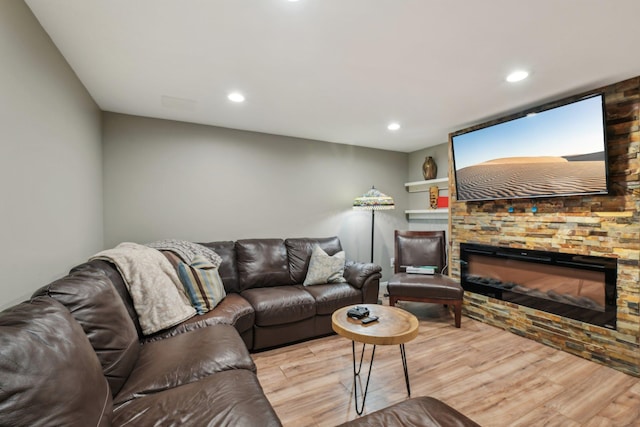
[90,242,196,335]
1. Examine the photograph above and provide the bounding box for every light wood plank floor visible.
[253,301,640,427]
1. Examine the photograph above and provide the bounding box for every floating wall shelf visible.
[404,177,449,219]
[404,177,449,193]
[404,209,449,220]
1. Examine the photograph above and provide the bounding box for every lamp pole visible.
[370,209,375,264]
[353,186,394,266]
[370,209,378,301]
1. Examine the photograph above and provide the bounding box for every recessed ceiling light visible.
[228,92,245,103]
[506,70,529,83]
[387,122,401,131]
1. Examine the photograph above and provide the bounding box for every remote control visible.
[361,316,379,324]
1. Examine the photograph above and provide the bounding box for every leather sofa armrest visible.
[343,261,382,289]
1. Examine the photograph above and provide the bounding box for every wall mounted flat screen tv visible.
[451,93,609,202]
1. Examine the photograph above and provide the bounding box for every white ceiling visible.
[26,0,640,153]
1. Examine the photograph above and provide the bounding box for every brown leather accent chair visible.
[387,230,463,328]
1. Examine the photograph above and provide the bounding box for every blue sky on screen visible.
[452,95,605,171]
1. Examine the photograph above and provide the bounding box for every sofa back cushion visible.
[285,236,343,284]
[73,259,145,336]
[0,297,112,426]
[200,241,240,293]
[33,264,140,397]
[236,239,292,290]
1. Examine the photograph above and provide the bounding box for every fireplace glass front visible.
[460,243,617,329]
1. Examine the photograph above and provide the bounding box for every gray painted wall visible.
[0,2,103,307]
[103,113,408,280]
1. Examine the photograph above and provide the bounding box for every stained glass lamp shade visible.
[353,186,395,263]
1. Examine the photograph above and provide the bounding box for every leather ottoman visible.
[337,396,480,427]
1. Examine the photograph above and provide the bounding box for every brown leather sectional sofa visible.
[0,236,478,426]
[150,237,383,350]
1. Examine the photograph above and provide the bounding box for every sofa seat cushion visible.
[33,265,140,397]
[299,283,361,315]
[141,293,255,344]
[114,324,255,405]
[337,396,480,427]
[241,286,316,326]
[388,273,463,300]
[112,370,282,427]
[0,297,112,427]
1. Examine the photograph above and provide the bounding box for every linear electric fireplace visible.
[460,243,617,329]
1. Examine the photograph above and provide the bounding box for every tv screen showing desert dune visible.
[452,95,608,201]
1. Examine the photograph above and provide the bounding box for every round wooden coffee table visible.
[332,304,419,415]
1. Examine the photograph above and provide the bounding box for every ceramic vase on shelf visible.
[422,156,437,180]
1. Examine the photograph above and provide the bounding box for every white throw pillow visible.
[303,245,347,286]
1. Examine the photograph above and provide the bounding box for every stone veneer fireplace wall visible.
[448,76,640,376]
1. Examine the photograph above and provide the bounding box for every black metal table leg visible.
[333,305,419,417]
[399,343,411,397]
[351,341,376,415]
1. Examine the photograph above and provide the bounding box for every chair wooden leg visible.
[453,300,461,328]
[389,296,398,307]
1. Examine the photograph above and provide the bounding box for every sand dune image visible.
[456,156,607,201]
[481,156,569,164]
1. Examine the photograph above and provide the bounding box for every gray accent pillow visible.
[303,245,347,286]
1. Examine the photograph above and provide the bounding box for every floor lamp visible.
[353,186,395,263]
